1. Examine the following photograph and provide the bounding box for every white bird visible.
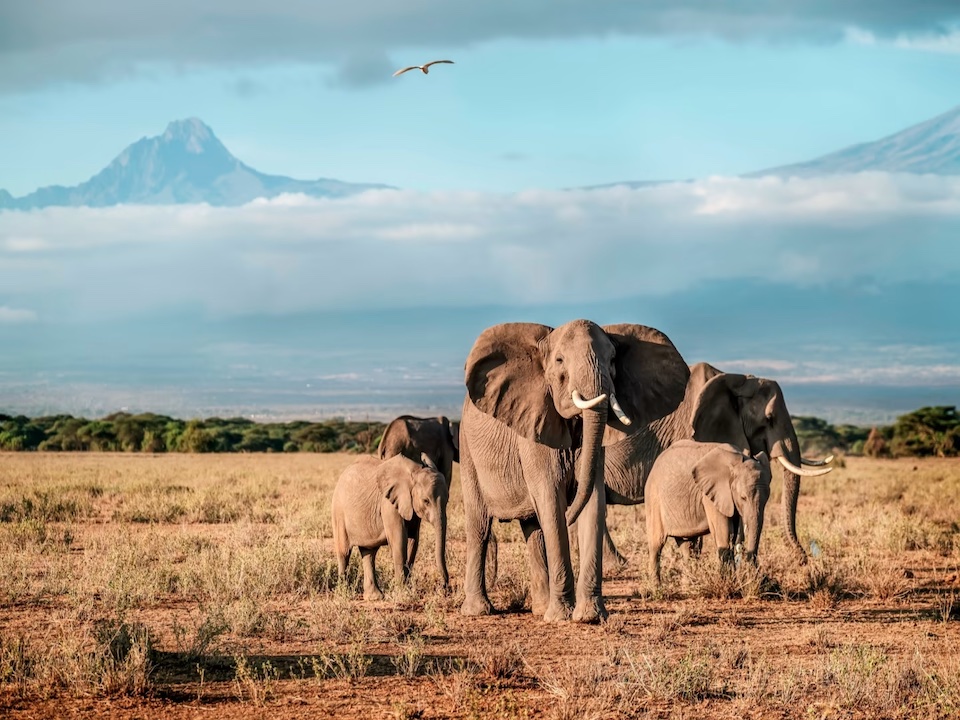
[393,60,455,77]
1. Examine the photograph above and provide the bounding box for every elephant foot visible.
[461,595,494,617]
[543,600,574,623]
[531,597,549,617]
[573,597,608,624]
[363,588,384,601]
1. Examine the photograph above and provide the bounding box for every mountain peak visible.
[161,118,218,154]
[0,118,393,210]
[750,103,960,178]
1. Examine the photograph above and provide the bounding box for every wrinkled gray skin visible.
[459,320,689,623]
[600,362,817,565]
[645,440,772,584]
[332,454,449,600]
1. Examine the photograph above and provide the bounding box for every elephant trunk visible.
[743,510,764,565]
[566,400,607,526]
[772,434,805,562]
[435,505,449,589]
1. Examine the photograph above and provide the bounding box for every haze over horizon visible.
[1,1,959,424]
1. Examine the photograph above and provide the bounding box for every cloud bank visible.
[0,306,37,324]
[0,173,958,322]
[2,1,960,92]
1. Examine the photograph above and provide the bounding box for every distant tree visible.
[891,406,960,457]
[863,427,888,458]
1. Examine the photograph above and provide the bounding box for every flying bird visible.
[393,60,455,77]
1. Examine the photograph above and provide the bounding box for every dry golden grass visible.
[0,452,958,719]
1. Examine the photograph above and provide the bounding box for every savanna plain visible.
[1,452,958,719]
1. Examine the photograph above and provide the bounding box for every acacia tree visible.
[891,406,959,457]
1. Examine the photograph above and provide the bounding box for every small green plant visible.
[393,632,425,678]
[233,655,280,705]
[172,608,229,661]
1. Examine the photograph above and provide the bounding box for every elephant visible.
[458,320,689,622]
[645,440,771,585]
[378,413,500,582]
[600,362,833,566]
[332,453,449,600]
[378,415,459,488]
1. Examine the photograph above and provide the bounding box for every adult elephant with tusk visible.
[459,320,688,622]
[600,362,834,566]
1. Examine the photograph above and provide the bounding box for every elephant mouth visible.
[571,391,631,425]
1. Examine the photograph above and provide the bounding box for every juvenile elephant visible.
[645,440,771,584]
[378,415,459,488]
[459,320,689,622]
[332,453,449,600]
[378,413,501,583]
[601,362,833,565]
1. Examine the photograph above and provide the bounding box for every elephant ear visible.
[379,459,415,521]
[692,447,737,518]
[465,322,571,448]
[691,373,760,449]
[602,324,690,443]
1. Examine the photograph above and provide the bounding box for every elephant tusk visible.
[801,455,834,466]
[609,393,632,426]
[572,390,607,410]
[776,455,833,477]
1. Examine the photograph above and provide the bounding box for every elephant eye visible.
[555,356,564,364]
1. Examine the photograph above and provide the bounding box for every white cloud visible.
[845,26,960,54]
[0,173,959,320]
[0,306,37,323]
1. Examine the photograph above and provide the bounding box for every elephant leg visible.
[646,506,665,586]
[528,485,575,622]
[485,531,499,588]
[520,518,550,617]
[707,516,735,575]
[406,518,421,570]
[460,440,494,616]
[391,524,410,587]
[333,520,351,580]
[360,547,383,601]
[573,475,607,623]
[676,536,702,560]
[603,522,628,570]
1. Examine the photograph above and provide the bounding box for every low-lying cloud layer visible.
[2,2,960,92]
[0,173,958,322]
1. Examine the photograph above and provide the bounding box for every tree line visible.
[0,413,384,454]
[0,406,958,457]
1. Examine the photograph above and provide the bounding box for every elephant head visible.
[466,320,689,525]
[693,446,771,564]
[690,368,832,560]
[378,415,460,485]
[381,454,449,585]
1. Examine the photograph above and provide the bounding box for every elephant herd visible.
[332,319,833,623]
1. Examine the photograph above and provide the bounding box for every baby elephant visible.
[645,440,771,584]
[332,453,449,600]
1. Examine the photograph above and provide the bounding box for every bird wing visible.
[393,66,420,77]
[423,60,454,68]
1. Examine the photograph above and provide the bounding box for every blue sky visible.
[1,2,960,421]
[2,15,960,195]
